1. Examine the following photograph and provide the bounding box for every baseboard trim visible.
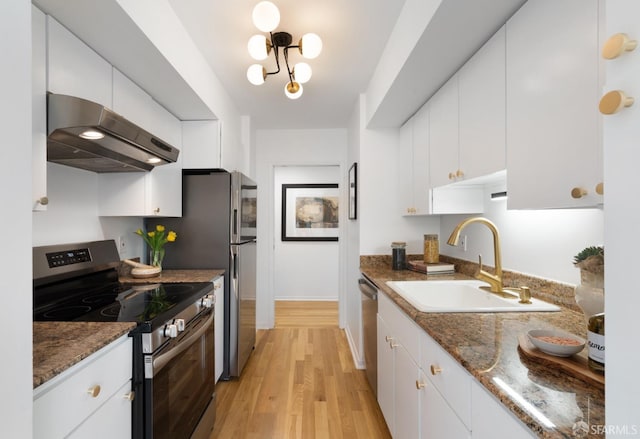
[345,326,365,369]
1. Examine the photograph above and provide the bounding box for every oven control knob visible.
[202,295,214,308]
[174,319,185,332]
[164,324,178,338]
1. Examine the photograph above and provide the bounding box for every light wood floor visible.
[210,301,391,439]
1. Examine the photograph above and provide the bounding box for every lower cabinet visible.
[33,335,133,439]
[377,293,533,438]
[419,368,470,439]
[471,381,535,439]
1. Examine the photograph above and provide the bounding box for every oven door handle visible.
[153,312,214,374]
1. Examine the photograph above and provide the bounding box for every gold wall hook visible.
[599,90,634,114]
[602,33,638,59]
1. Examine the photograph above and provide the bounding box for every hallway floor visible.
[210,301,391,438]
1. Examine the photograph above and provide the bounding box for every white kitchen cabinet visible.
[47,16,112,108]
[398,104,430,216]
[378,293,468,438]
[458,27,506,181]
[182,120,222,169]
[419,369,470,439]
[32,6,47,212]
[429,75,460,188]
[213,275,225,382]
[419,329,472,429]
[394,343,420,439]
[506,0,603,209]
[33,335,132,439]
[377,313,395,435]
[97,69,183,217]
[471,380,535,439]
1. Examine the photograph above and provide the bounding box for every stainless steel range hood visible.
[47,93,180,173]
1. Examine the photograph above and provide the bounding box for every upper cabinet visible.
[32,6,47,212]
[506,0,603,209]
[458,27,506,181]
[430,27,506,189]
[429,76,460,188]
[399,104,430,216]
[182,120,221,169]
[98,70,183,217]
[47,16,112,107]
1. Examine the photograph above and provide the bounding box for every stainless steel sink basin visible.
[385,280,560,313]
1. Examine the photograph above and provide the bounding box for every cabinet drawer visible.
[33,336,132,439]
[420,331,471,428]
[68,380,133,439]
[378,293,421,361]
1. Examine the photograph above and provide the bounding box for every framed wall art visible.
[348,163,357,220]
[281,183,339,241]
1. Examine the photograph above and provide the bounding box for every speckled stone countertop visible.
[34,269,224,389]
[361,256,604,438]
[33,322,135,388]
[119,269,224,284]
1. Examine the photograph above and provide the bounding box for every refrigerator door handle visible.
[233,209,238,237]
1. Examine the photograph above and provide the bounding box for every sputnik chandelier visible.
[246,1,322,99]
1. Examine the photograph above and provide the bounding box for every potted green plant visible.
[573,246,604,319]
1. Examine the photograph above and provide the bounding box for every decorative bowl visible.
[527,329,585,357]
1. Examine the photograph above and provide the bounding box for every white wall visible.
[273,166,340,301]
[255,128,347,328]
[359,109,441,256]
[0,1,32,436]
[33,163,145,258]
[440,180,604,285]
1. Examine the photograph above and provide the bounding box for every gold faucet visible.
[446,217,504,294]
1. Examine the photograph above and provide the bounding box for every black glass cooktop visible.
[33,269,213,329]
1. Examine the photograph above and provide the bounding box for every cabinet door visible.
[394,344,420,439]
[32,6,47,212]
[412,104,430,214]
[419,370,470,439]
[459,27,506,180]
[182,120,221,169]
[47,16,112,107]
[506,0,602,209]
[429,75,460,187]
[471,381,535,439]
[377,314,395,435]
[398,116,414,216]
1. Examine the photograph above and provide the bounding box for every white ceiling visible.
[33,0,526,130]
[167,0,406,129]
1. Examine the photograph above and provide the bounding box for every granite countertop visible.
[33,322,136,388]
[119,269,224,284]
[34,269,225,389]
[361,261,605,438]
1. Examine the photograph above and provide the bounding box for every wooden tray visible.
[517,334,604,388]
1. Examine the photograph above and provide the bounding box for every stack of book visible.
[407,260,455,275]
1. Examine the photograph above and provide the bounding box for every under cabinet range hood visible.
[46,93,180,173]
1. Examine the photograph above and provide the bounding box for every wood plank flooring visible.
[210,301,391,439]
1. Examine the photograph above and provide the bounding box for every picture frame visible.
[281,183,339,241]
[348,162,357,220]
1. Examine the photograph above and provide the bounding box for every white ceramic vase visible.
[574,269,604,320]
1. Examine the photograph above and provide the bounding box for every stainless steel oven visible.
[33,240,218,439]
[140,307,215,439]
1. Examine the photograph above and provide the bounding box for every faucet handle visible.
[518,286,532,304]
[478,254,483,271]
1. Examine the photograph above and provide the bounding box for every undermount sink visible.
[386,280,560,313]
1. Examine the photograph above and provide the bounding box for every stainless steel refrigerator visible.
[145,169,257,379]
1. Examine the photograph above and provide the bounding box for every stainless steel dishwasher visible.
[359,274,378,395]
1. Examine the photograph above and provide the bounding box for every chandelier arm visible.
[283,46,295,83]
[263,35,282,77]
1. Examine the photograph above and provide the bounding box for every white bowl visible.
[527,329,585,357]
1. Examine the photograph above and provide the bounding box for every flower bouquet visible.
[135,225,177,269]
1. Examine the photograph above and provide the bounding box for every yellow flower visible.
[167,231,177,242]
[156,225,165,232]
[148,231,155,238]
